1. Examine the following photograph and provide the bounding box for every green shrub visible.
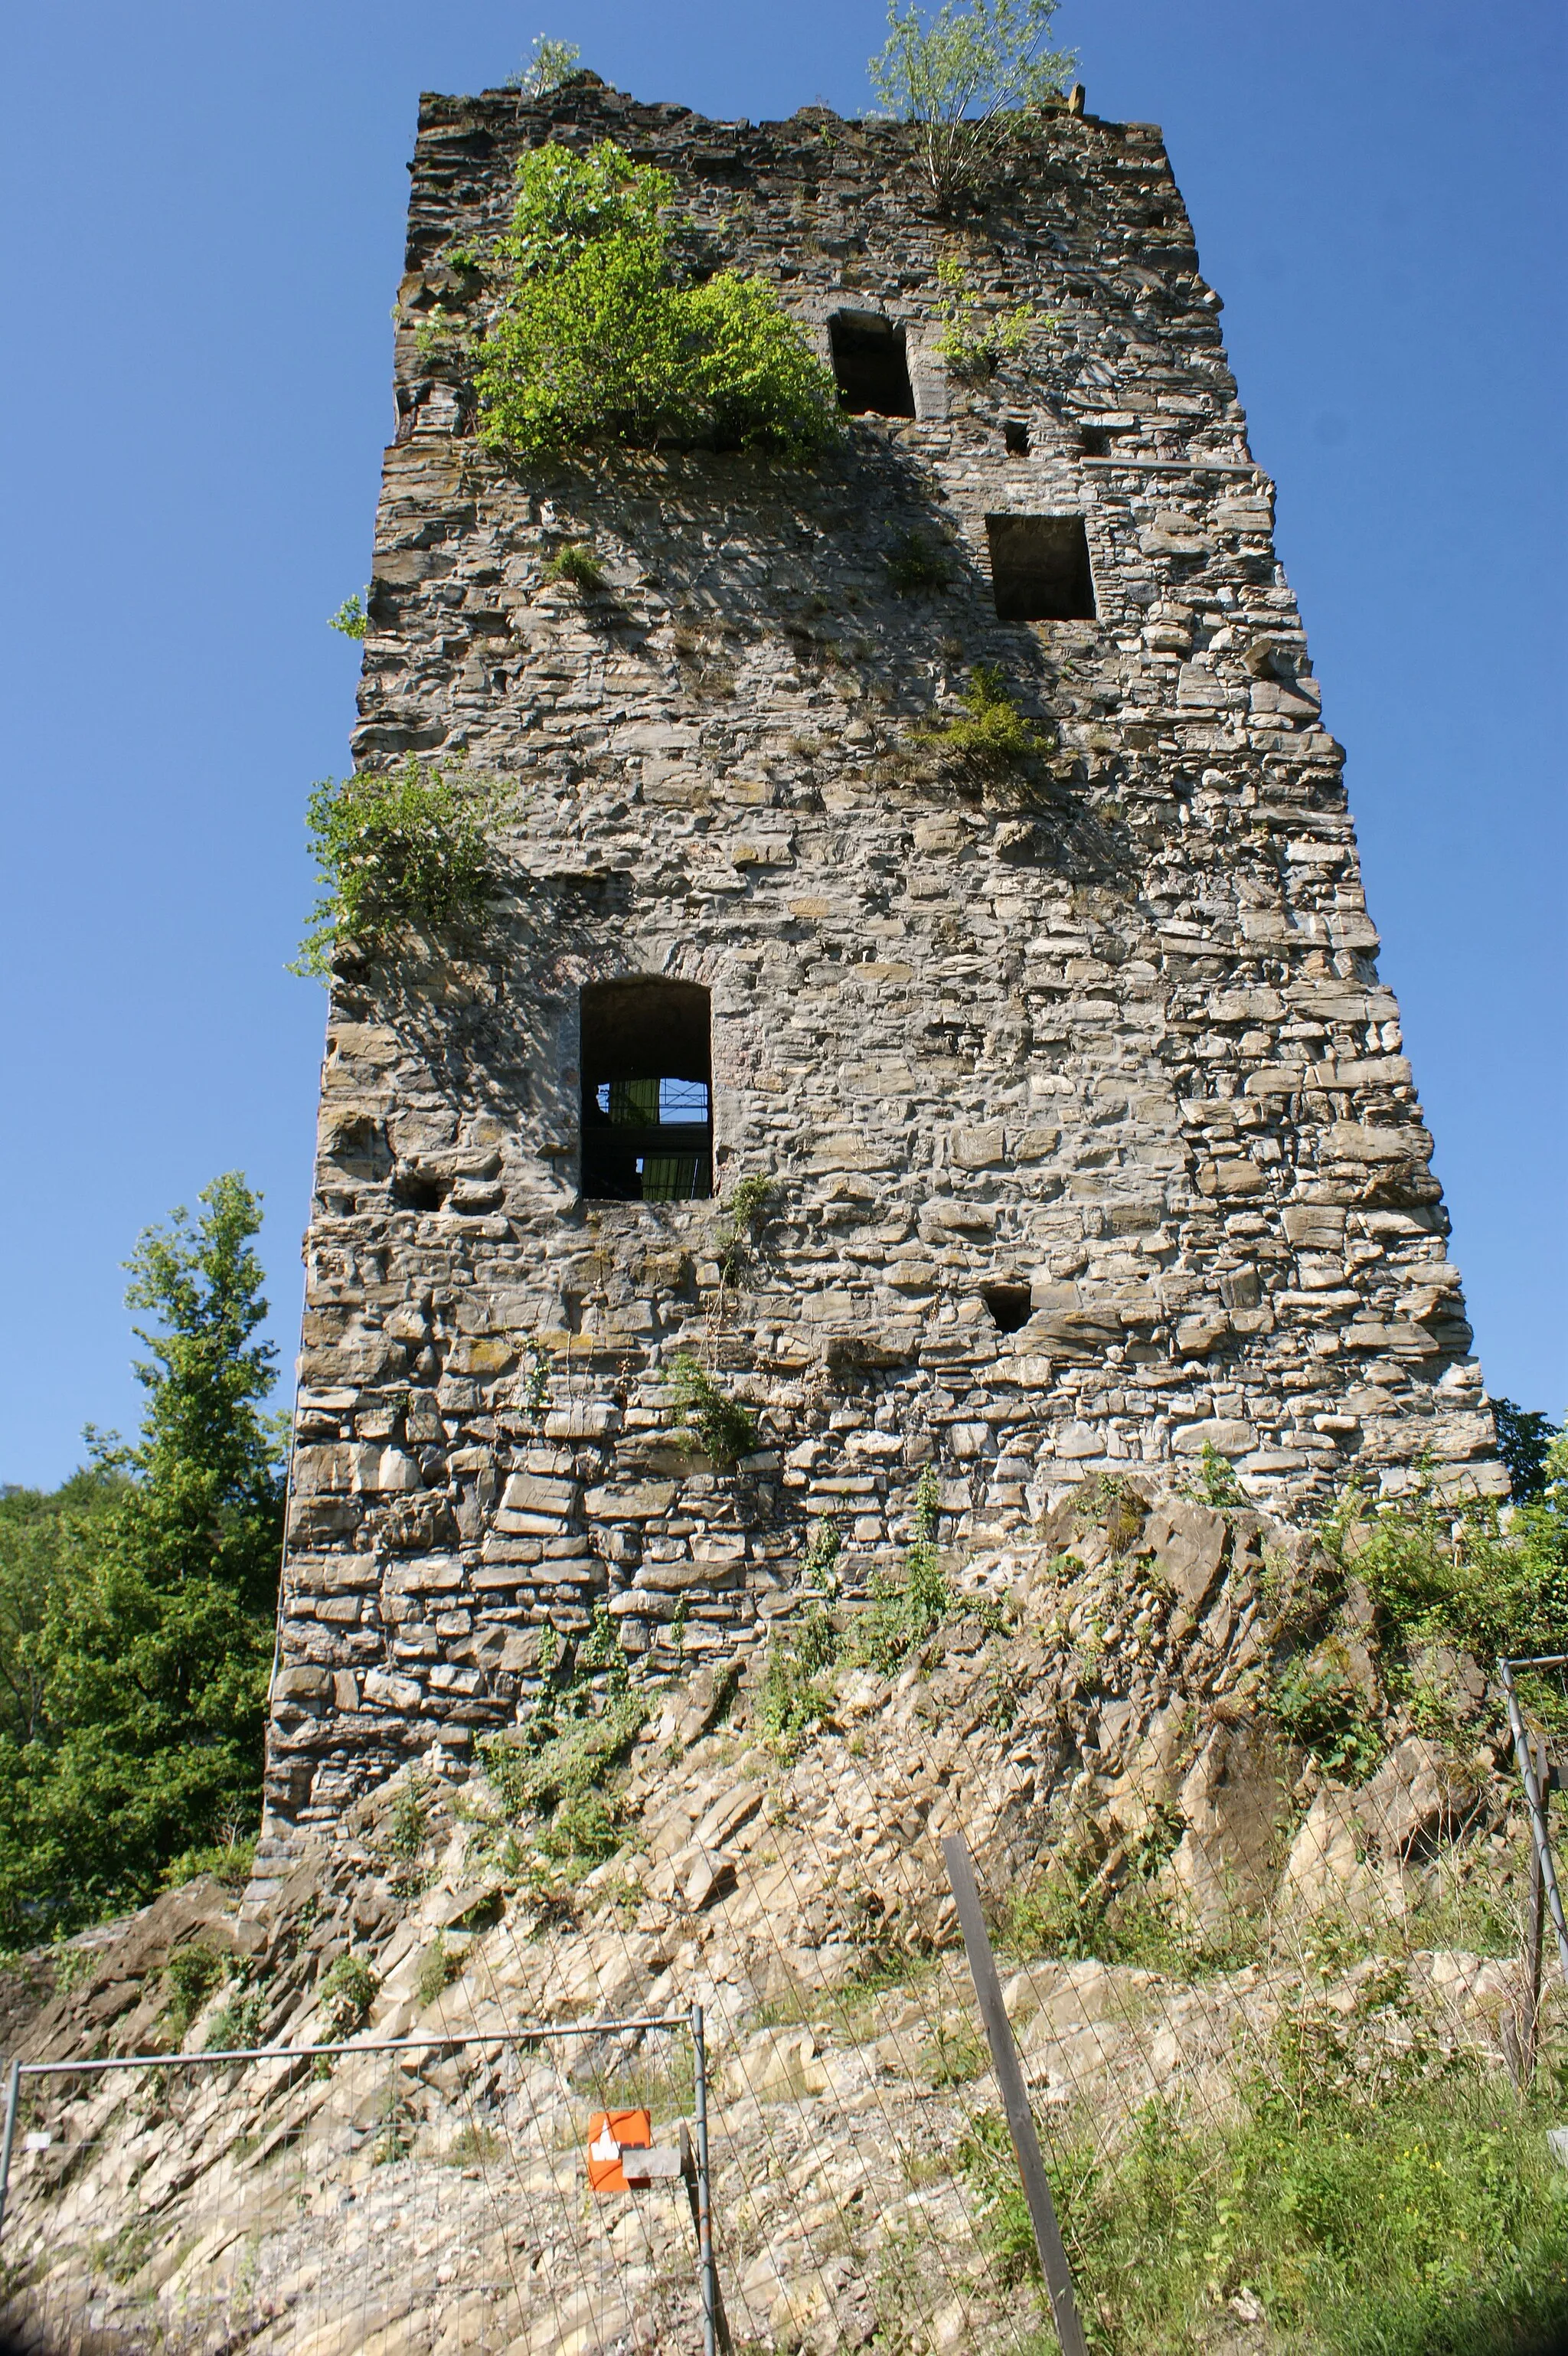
[414,1931,467,2010]
[294,758,504,978]
[160,1833,256,1891]
[933,255,1047,375]
[317,1952,378,2040]
[387,1773,427,1864]
[204,1982,266,2051]
[853,1466,951,1672]
[467,142,839,460]
[759,1603,841,1751]
[884,528,953,596]
[328,591,367,640]
[162,1943,225,2040]
[668,1353,759,1469]
[916,665,1050,773]
[1320,1442,1568,1731]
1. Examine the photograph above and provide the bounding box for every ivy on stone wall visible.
[456,142,841,461]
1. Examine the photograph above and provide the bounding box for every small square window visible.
[985,513,1097,622]
[1003,418,1030,456]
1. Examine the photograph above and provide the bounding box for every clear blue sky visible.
[2,1,1563,1487]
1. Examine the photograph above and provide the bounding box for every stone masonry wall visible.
[263,76,1501,1840]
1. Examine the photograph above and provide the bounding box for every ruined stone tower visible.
[263,75,1501,1838]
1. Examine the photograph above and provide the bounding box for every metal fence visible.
[0,2013,718,2356]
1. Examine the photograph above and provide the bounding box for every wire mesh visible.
[0,2024,709,2356]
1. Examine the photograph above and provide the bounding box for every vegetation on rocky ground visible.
[0,1175,283,1945]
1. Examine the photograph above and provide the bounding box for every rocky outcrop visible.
[2,1482,1527,2354]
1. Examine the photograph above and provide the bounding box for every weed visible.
[445,2121,502,2168]
[715,1174,781,1287]
[388,1774,428,1864]
[1269,1644,1384,1783]
[1180,1439,1246,1508]
[47,1930,96,2004]
[414,1932,468,2011]
[851,1466,950,1673]
[479,1688,647,1875]
[523,1340,551,1420]
[541,542,605,592]
[884,528,952,596]
[668,1352,759,1469]
[759,1603,841,1752]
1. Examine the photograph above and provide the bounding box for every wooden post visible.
[943,1835,1088,2356]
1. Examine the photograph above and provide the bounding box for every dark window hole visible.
[828,311,916,418]
[394,1171,447,1213]
[981,1283,1034,1334]
[985,513,1097,622]
[581,978,712,1203]
[1004,418,1030,456]
[1080,426,1112,456]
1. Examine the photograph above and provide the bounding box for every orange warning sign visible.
[586,2107,652,2193]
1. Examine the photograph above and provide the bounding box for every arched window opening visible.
[828,311,916,418]
[580,979,712,1202]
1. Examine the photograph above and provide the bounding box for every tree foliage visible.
[293,757,504,979]
[467,142,840,460]
[1492,1396,1562,1502]
[868,0,1076,205]
[0,1176,285,1944]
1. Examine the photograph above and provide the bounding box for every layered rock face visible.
[268,77,1499,1835]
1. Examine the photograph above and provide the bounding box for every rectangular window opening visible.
[828,311,916,418]
[985,513,1097,623]
[1004,418,1030,456]
[580,980,712,1203]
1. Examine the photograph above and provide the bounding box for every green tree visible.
[867,0,1077,207]
[1492,1397,1562,1502]
[467,142,839,460]
[0,1176,285,1943]
[506,34,582,98]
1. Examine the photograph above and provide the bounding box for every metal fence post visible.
[944,1834,1088,2356]
[0,2057,21,2248]
[691,2003,718,2356]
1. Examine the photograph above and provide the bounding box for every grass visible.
[958,1975,1568,2356]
